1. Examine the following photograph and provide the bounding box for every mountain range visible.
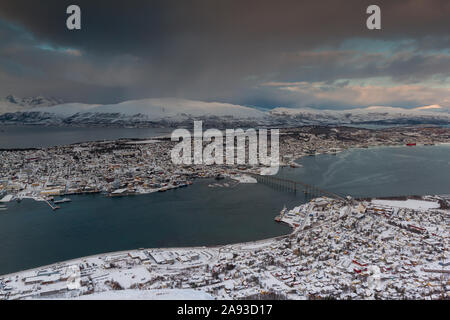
[0,95,63,114]
[0,96,449,128]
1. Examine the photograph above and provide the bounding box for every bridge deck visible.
[247,173,346,200]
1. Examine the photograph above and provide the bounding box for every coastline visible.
[1,126,450,299]
[1,194,448,300]
[0,217,295,278]
[1,141,449,276]
[3,140,449,204]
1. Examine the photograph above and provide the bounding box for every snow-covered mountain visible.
[0,98,269,127]
[34,98,267,119]
[269,105,450,126]
[0,97,449,127]
[0,95,63,114]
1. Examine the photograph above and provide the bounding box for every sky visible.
[0,0,449,110]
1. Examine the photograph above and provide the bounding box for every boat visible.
[406,143,416,146]
[275,205,288,223]
[54,198,72,204]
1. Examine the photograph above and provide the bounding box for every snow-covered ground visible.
[32,98,267,120]
[229,175,257,184]
[70,289,214,300]
[2,95,449,126]
[371,199,440,210]
[2,196,448,300]
[0,195,14,203]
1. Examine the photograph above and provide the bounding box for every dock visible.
[44,200,60,211]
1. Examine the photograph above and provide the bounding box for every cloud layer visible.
[0,0,448,109]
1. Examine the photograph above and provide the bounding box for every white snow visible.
[270,105,450,117]
[230,175,257,184]
[0,95,63,114]
[371,199,440,210]
[33,98,266,120]
[70,289,214,300]
[269,105,450,124]
[0,195,13,203]
[125,140,161,144]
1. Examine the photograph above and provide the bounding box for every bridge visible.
[247,173,346,201]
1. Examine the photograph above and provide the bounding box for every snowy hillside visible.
[269,105,450,126]
[0,95,62,114]
[33,98,267,120]
[0,98,269,127]
[0,96,449,127]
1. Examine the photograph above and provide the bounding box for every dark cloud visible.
[0,0,448,107]
[1,0,449,51]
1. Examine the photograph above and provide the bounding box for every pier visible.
[44,200,60,211]
[248,173,346,200]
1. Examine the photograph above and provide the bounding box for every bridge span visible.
[247,172,346,201]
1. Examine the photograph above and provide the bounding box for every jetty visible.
[44,199,60,211]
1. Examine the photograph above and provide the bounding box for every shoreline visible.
[1,194,448,300]
[1,191,445,279]
[0,221,294,279]
[3,141,449,204]
[1,128,450,288]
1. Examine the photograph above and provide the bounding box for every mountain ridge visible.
[0,97,449,128]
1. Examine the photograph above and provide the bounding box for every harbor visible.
[1,194,448,300]
[1,143,450,276]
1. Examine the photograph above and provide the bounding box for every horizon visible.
[2,94,449,115]
[0,0,449,111]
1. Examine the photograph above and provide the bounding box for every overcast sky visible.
[0,0,449,109]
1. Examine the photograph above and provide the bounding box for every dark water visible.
[1,144,450,275]
[0,125,172,149]
[0,180,296,275]
[278,145,450,197]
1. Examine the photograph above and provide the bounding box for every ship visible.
[289,162,302,168]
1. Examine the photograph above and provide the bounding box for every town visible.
[1,125,449,204]
[0,125,449,299]
[0,195,448,299]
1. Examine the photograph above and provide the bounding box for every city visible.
[1,195,448,300]
[1,126,449,204]
[0,125,449,300]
